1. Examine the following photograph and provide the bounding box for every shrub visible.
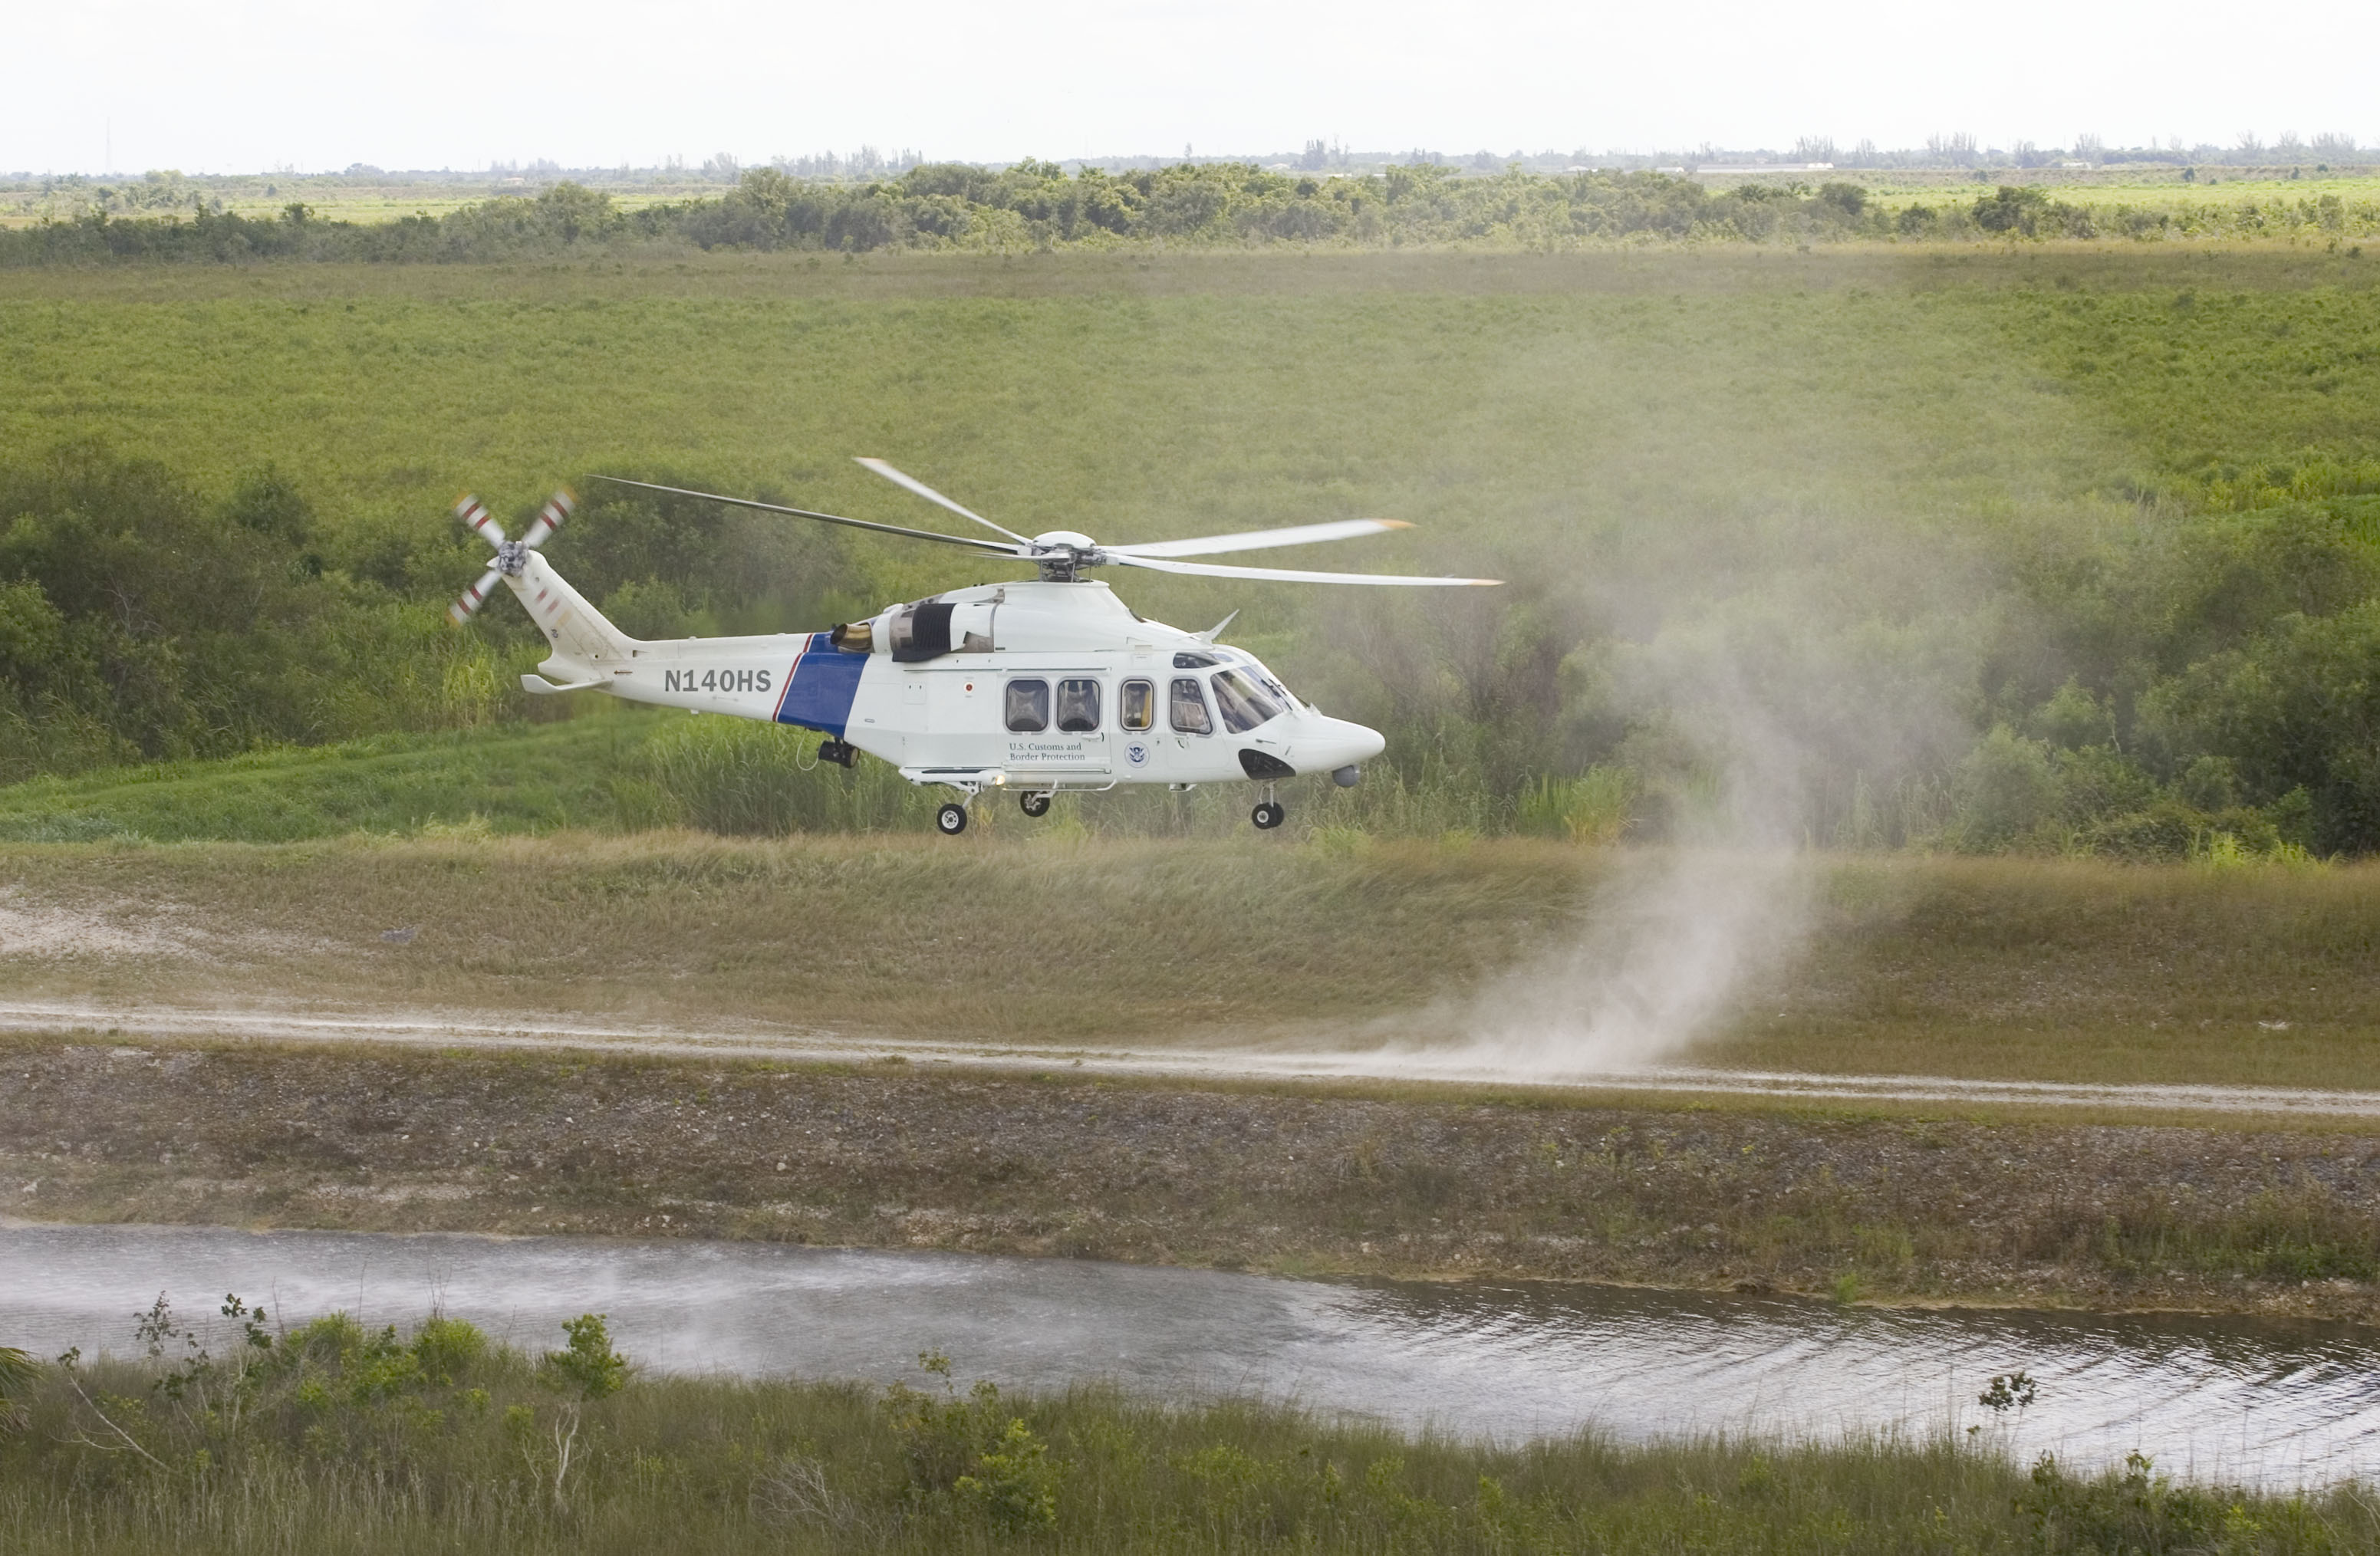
[413,1316,489,1383]
[541,1313,627,1400]
[1951,726,2056,850]
[954,1416,1062,1534]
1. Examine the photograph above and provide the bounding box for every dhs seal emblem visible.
[1124,742,1150,768]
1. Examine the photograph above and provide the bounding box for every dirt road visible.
[5,998,2380,1119]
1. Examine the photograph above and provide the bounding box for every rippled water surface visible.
[5,1222,2375,1488]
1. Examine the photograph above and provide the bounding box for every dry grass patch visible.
[8,839,2380,1087]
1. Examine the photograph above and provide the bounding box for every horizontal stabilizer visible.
[521,673,604,695]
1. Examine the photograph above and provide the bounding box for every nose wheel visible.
[1251,800,1285,830]
[935,802,969,835]
[1019,791,1052,818]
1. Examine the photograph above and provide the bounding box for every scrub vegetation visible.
[4,247,2380,861]
[0,1301,2366,1554]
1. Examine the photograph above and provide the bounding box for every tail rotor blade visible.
[454,494,507,548]
[519,489,574,550]
[447,565,502,624]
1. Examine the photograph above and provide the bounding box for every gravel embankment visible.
[5,1037,2378,1321]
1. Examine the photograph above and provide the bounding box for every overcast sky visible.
[9,0,2377,176]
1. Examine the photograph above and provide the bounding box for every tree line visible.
[6,164,2378,266]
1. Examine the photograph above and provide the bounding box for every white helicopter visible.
[449,460,1499,834]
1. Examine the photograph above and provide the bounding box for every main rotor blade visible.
[587,476,1029,557]
[1107,518,1412,560]
[1104,553,1501,587]
[854,458,1035,544]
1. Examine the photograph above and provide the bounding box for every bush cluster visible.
[0,444,503,782]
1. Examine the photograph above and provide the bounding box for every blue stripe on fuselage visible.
[773,633,867,738]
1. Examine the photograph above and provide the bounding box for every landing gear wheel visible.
[936,802,969,836]
[1251,801,1285,831]
[1019,791,1052,818]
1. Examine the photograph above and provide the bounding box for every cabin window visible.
[1170,677,1213,735]
[1055,678,1101,732]
[1006,679,1049,732]
[1211,669,1284,734]
[1119,679,1154,731]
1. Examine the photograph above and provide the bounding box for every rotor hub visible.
[495,539,531,577]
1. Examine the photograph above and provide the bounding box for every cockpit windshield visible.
[1210,669,1285,733]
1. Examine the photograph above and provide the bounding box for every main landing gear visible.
[1019,791,1052,818]
[1250,799,1285,830]
[936,802,969,835]
[817,739,858,768]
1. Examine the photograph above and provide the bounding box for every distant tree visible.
[1973,185,2047,233]
[1925,131,1979,166]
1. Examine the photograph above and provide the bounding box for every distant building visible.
[1693,163,1835,176]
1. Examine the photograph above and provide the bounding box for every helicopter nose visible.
[1300,714,1385,772]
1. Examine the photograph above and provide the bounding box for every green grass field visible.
[4,247,2372,597]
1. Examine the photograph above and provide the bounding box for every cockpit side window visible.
[1170,677,1213,735]
[1211,669,1284,733]
[1006,679,1049,732]
[1120,679,1154,731]
[1055,678,1101,732]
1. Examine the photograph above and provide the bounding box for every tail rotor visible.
[518,490,573,550]
[447,489,573,624]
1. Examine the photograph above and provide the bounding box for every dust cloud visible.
[1445,669,1823,1076]
[1331,265,2145,1075]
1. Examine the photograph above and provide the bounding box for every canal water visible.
[4,1221,2373,1489]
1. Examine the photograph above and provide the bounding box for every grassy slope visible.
[0,713,673,842]
[2,248,2374,636]
[5,833,2380,1089]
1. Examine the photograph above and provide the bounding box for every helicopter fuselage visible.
[509,561,1384,802]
